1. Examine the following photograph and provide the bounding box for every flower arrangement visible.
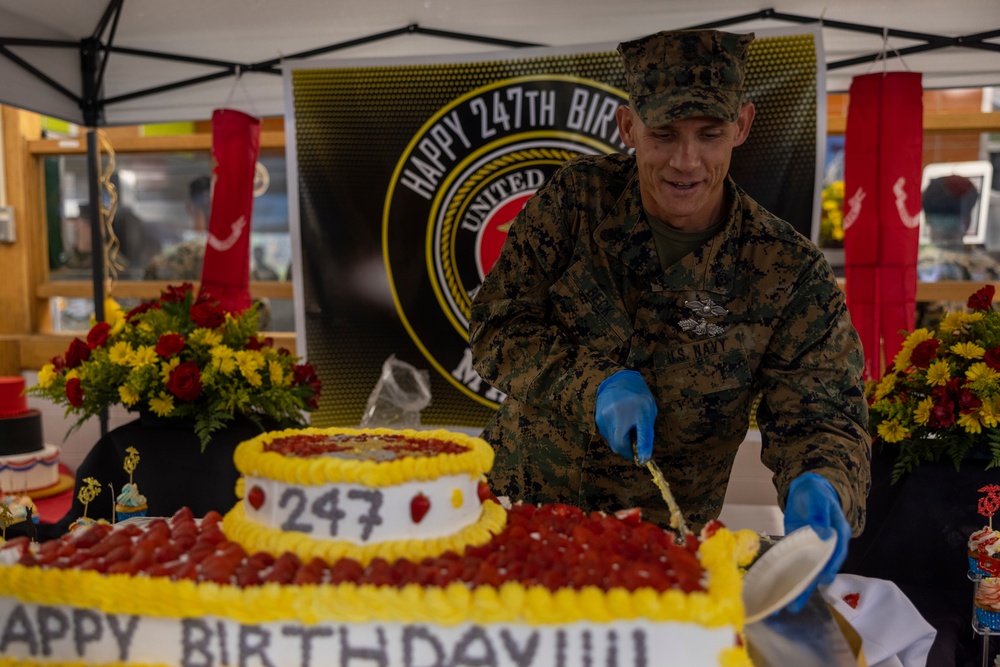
[867,284,1000,481]
[29,283,321,449]
[819,180,845,248]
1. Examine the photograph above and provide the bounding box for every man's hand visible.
[595,370,657,464]
[782,472,851,613]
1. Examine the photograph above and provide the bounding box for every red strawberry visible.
[614,507,643,526]
[843,593,861,609]
[410,493,431,523]
[247,486,266,510]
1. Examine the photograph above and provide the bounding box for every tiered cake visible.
[0,427,757,667]
[0,376,60,494]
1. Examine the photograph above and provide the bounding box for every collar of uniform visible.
[592,167,660,278]
[652,176,743,295]
[593,171,744,292]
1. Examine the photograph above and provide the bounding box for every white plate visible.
[742,525,837,624]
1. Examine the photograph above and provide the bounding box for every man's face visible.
[616,103,754,231]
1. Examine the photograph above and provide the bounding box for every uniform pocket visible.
[549,260,633,355]
[654,333,753,443]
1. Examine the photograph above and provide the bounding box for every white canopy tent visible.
[0,0,998,127]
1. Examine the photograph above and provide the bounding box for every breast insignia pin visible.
[678,298,728,337]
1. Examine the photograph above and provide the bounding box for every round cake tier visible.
[224,427,504,564]
[0,376,28,418]
[0,409,44,456]
[0,443,60,493]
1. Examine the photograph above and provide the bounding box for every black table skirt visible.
[842,446,1000,667]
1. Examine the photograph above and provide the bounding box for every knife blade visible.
[632,431,690,541]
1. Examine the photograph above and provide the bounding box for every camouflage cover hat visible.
[618,29,754,126]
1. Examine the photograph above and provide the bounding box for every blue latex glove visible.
[594,370,657,464]
[782,472,851,613]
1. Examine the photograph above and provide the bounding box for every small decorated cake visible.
[115,447,148,521]
[0,376,61,494]
[976,577,1000,631]
[970,485,1000,577]
[0,427,759,667]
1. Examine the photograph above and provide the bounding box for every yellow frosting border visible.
[232,427,494,487]
[0,529,743,627]
[222,498,508,565]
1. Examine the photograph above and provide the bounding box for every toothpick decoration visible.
[0,502,14,541]
[123,446,140,485]
[978,484,1000,530]
[78,477,102,520]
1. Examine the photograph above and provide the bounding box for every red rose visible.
[166,361,202,402]
[292,363,321,410]
[65,377,84,407]
[246,336,273,351]
[968,285,995,312]
[155,333,186,358]
[190,301,225,329]
[86,321,111,349]
[909,338,940,368]
[293,363,317,385]
[65,338,91,369]
[959,387,982,412]
[985,347,1000,371]
[161,283,193,304]
[50,355,65,371]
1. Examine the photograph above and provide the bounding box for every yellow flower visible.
[967,362,1000,383]
[148,392,175,417]
[235,350,265,387]
[980,398,1000,428]
[959,411,983,435]
[951,342,986,360]
[210,346,237,375]
[893,350,912,372]
[877,419,909,443]
[926,360,952,386]
[64,369,79,381]
[130,345,158,368]
[963,312,985,324]
[874,374,897,401]
[903,328,935,349]
[37,364,57,388]
[190,328,222,347]
[118,384,140,406]
[913,397,935,426]
[939,312,966,334]
[160,357,181,383]
[108,341,134,365]
[269,360,286,386]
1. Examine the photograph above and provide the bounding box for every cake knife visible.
[633,433,690,542]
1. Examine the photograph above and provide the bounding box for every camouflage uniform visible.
[144,238,206,282]
[915,245,1000,330]
[469,155,871,534]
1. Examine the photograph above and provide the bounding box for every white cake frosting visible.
[0,444,60,494]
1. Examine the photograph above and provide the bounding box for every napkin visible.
[821,574,937,667]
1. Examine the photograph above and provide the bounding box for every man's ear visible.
[616,105,637,149]
[733,102,755,147]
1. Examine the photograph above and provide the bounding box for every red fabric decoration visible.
[843,72,924,381]
[199,108,261,314]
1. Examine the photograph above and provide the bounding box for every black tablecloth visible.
[28,414,268,541]
[842,447,999,667]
